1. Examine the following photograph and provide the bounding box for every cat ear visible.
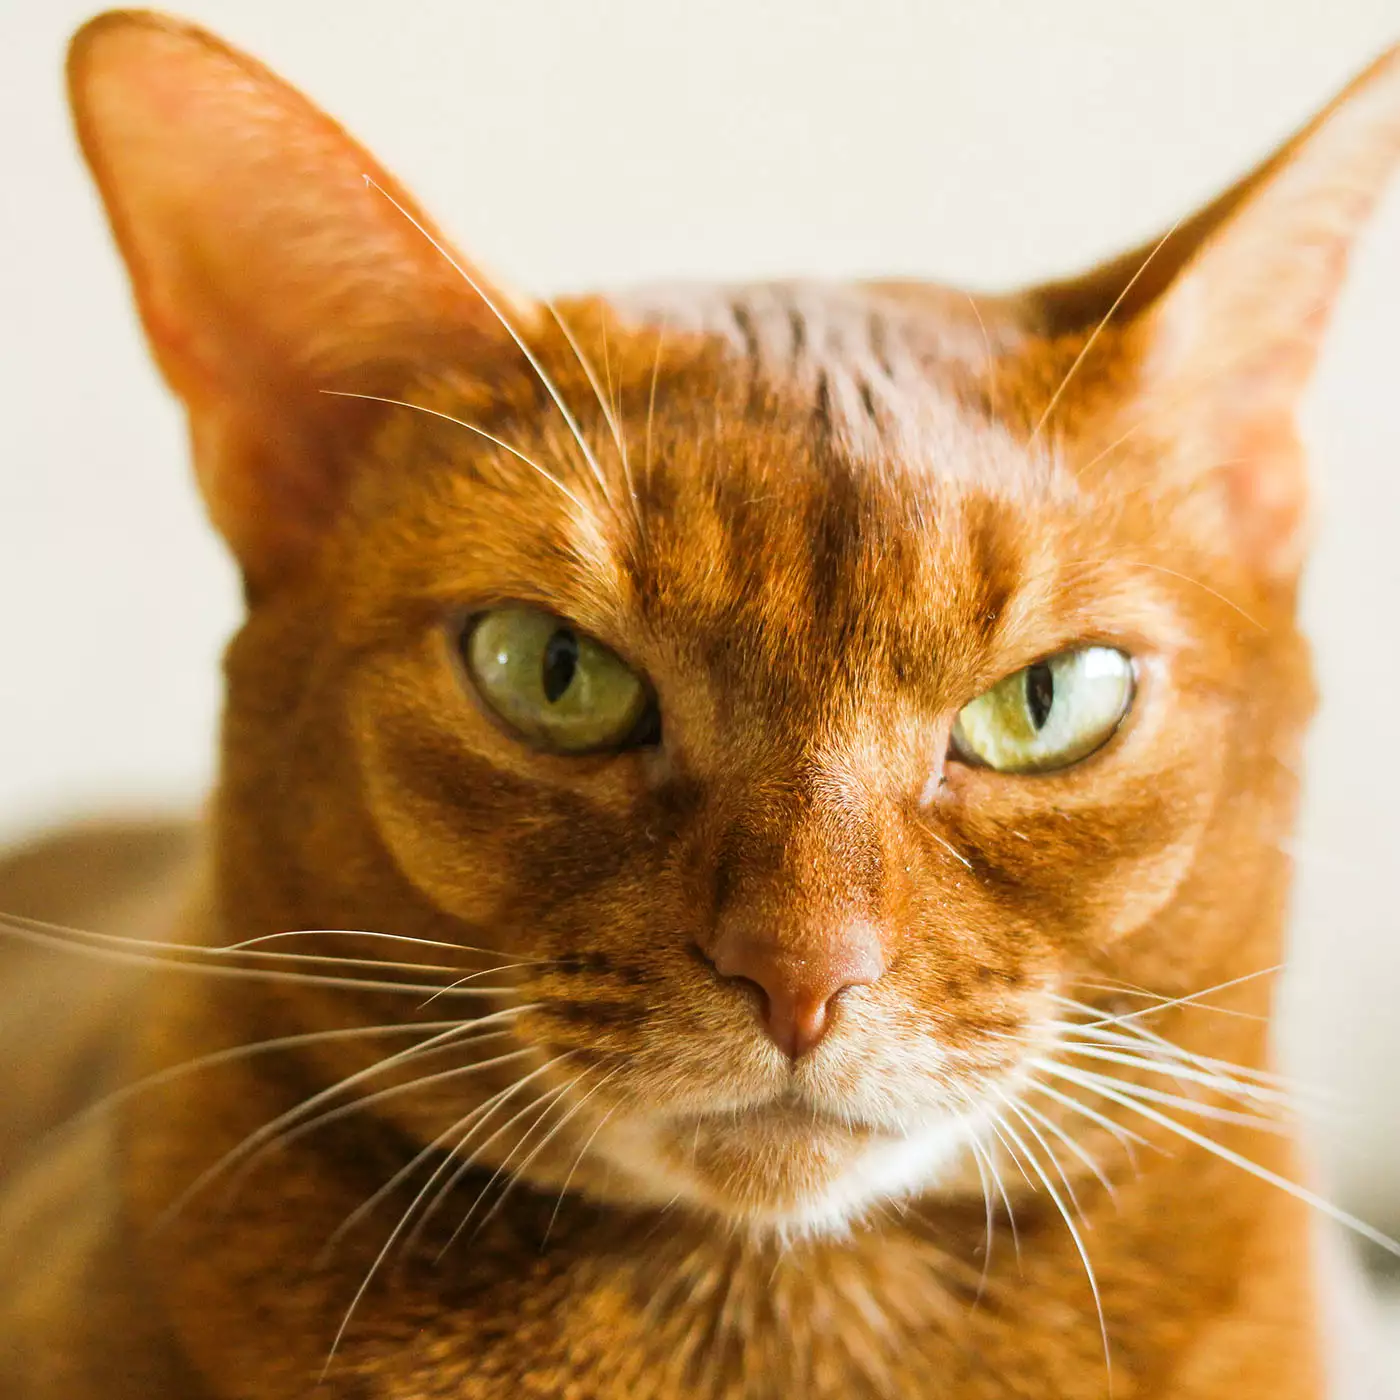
[1030,46,1400,583]
[68,11,536,592]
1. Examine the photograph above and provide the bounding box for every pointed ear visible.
[1027,46,1400,584]
[68,10,535,592]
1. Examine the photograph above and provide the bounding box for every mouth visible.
[605,1092,965,1236]
[676,1095,892,1143]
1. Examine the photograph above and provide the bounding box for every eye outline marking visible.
[946,643,1139,777]
[447,603,662,758]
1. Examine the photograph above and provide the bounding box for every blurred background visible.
[2,0,1398,1239]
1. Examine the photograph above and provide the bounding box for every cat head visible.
[69,12,1400,1236]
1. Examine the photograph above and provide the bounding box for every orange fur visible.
[2,10,1399,1398]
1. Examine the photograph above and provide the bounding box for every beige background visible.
[1,1,1398,1225]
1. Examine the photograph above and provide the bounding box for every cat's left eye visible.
[461,606,658,754]
[950,646,1134,774]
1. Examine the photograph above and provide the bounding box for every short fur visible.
[3,11,1400,1398]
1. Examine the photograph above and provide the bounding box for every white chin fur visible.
[595,1113,974,1241]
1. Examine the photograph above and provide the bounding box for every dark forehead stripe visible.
[609,280,927,440]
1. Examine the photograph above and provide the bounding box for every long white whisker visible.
[993,1106,1113,1390]
[545,303,640,529]
[323,1049,547,1255]
[432,1062,582,1259]
[441,1070,594,1255]
[643,329,665,484]
[997,1091,1088,1225]
[320,1052,573,1378]
[471,1066,622,1246]
[361,176,610,501]
[961,1125,998,1301]
[49,1021,466,1143]
[1039,1060,1400,1261]
[416,961,547,1010]
[544,1101,621,1247]
[1028,214,1186,446]
[321,390,585,510]
[408,1056,574,1254]
[3,912,468,976]
[155,1009,531,1228]
[226,929,516,959]
[1026,1079,1152,1163]
[1062,1072,1290,1135]
[1055,1044,1293,1107]
[1055,1011,1302,1092]
[1072,980,1265,1023]
[0,919,509,999]
[1013,1094,1116,1198]
[1061,966,1283,1031]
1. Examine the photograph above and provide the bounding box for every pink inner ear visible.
[68,12,534,591]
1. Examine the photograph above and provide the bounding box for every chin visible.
[598,1101,973,1240]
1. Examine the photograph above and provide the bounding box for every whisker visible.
[997,1092,1089,1226]
[1054,1043,1293,1108]
[1013,1095,1116,1198]
[46,1020,467,1143]
[1056,1016,1318,1102]
[992,1106,1113,1390]
[0,916,510,998]
[321,391,585,510]
[545,303,640,531]
[320,1047,545,1256]
[1025,1079,1152,1163]
[644,328,665,484]
[427,1060,581,1259]
[321,1051,574,1377]
[472,1065,622,1246]
[1039,1059,1400,1261]
[925,828,974,871]
[440,1070,593,1256]
[4,912,472,975]
[544,1101,621,1248]
[960,1124,998,1301]
[1063,1073,1290,1135]
[225,929,518,959]
[1061,965,1283,1030]
[416,961,553,1010]
[1071,980,1265,1023]
[231,1040,531,1211]
[362,176,611,502]
[1027,214,1187,446]
[155,1009,532,1228]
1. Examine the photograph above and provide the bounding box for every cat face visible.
[213,289,1303,1234]
[69,14,1398,1237]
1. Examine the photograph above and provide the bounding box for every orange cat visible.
[2,10,1399,1397]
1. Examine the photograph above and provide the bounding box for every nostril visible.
[696,925,885,1060]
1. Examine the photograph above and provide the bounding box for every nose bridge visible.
[703,762,889,1058]
[729,755,882,915]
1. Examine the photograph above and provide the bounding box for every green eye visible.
[463,606,655,754]
[951,646,1134,774]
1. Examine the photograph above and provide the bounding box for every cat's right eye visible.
[461,606,658,754]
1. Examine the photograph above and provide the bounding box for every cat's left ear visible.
[68,11,537,594]
[1033,47,1400,584]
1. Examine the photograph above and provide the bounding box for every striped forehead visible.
[608,279,1025,471]
[595,282,1065,714]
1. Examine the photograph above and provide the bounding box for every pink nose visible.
[702,923,885,1059]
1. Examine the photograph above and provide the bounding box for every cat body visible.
[3,11,1400,1398]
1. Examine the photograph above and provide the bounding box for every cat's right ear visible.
[68,10,535,594]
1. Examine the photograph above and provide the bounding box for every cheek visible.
[350,650,653,932]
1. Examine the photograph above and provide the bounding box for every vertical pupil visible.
[541,629,579,703]
[1025,661,1055,731]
